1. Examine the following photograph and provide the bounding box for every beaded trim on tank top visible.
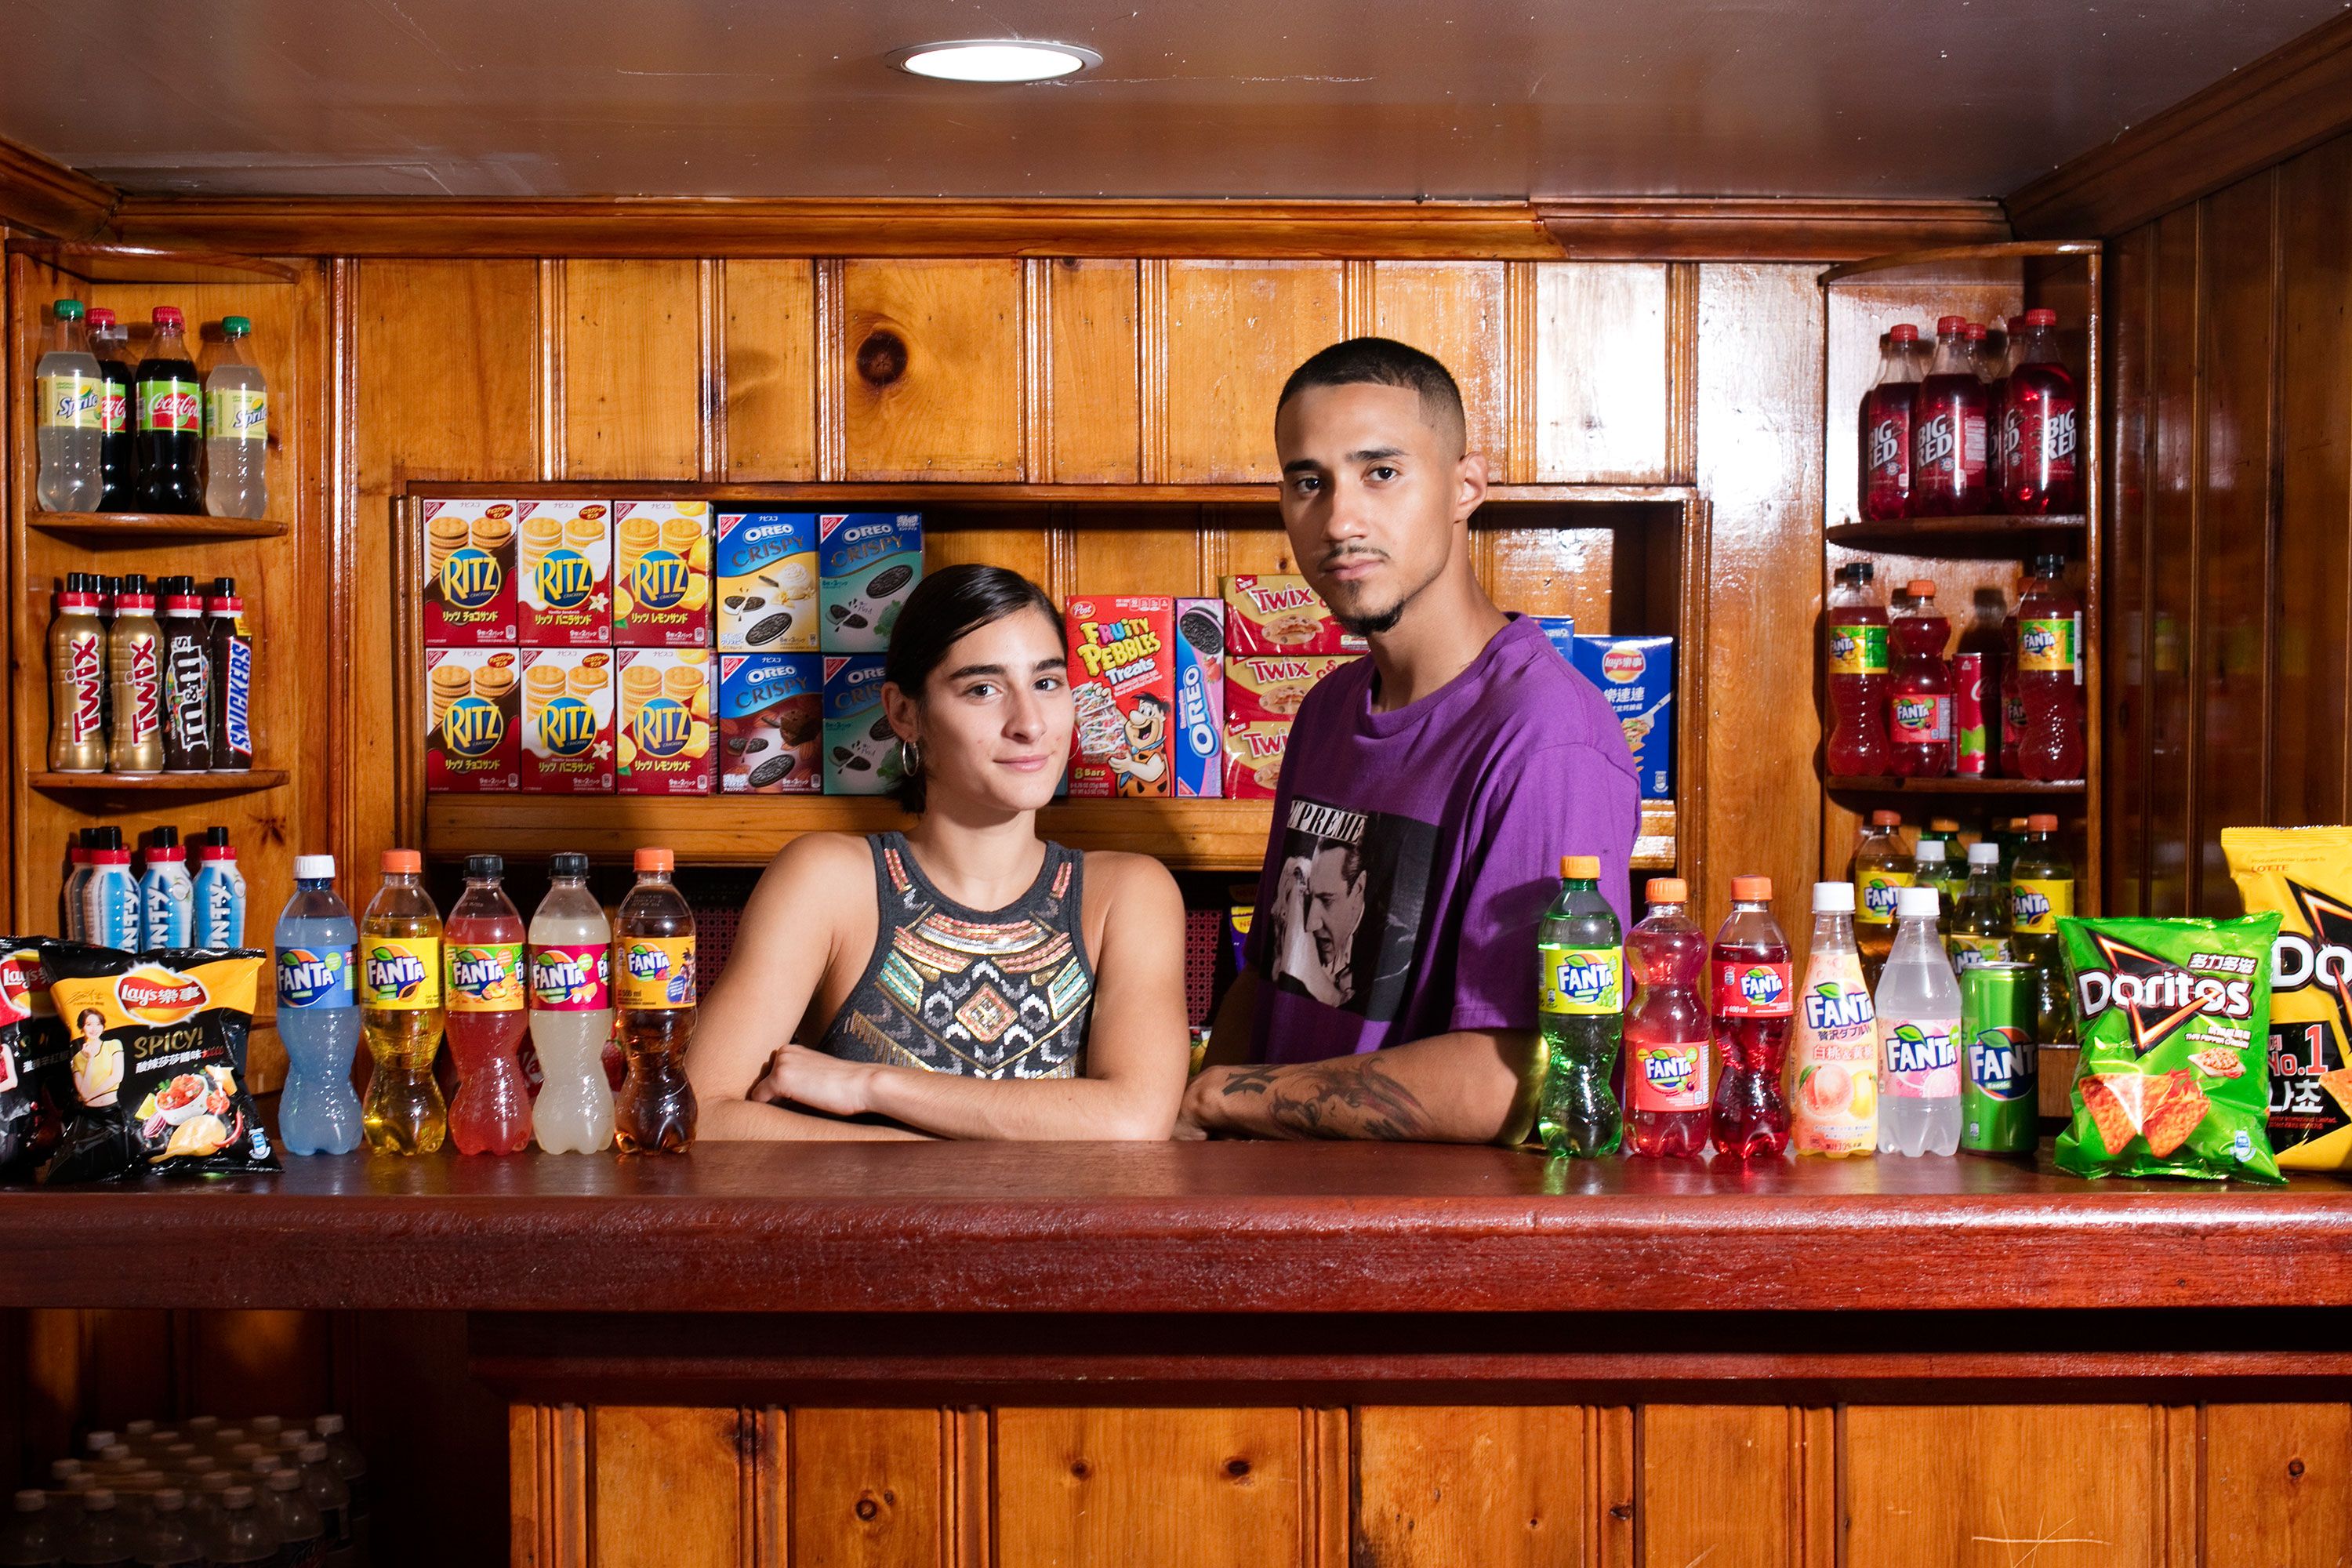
[820,835,1093,1078]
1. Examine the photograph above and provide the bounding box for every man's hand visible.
[1176,1029,1539,1145]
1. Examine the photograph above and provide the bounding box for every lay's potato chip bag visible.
[2055,912,2281,1183]
[2224,826,2352,1172]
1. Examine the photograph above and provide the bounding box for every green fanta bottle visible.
[1537,855,1624,1158]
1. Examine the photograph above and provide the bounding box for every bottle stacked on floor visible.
[60,825,246,949]
[47,572,255,775]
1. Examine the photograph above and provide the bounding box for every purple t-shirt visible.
[1246,614,1640,1065]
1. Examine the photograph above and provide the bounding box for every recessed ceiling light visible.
[892,41,1100,82]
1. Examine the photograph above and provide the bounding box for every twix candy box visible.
[1065,596,1175,799]
[1223,718,1293,800]
[520,648,615,793]
[422,499,518,646]
[1224,652,1352,724]
[612,501,713,647]
[517,500,613,646]
[617,648,713,796]
[1221,575,1364,658]
[424,648,521,791]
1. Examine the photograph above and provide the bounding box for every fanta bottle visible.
[529,853,614,1154]
[443,854,532,1156]
[1851,810,1911,985]
[1535,855,1623,1159]
[613,848,698,1154]
[274,855,363,1156]
[1857,325,1919,521]
[1910,315,1991,516]
[2013,553,2084,781]
[1789,883,1878,1157]
[1886,579,1953,777]
[1874,886,1963,1156]
[1824,562,1889,777]
[1710,876,1794,1158]
[1623,878,1711,1158]
[358,850,445,1156]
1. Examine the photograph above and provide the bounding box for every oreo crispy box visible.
[720,655,822,793]
[822,655,905,795]
[1065,597,1175,799]
[1571,634,1675,800]
[717,512,818,652]
[421,499,518,645]
[818,514,923,653]
[1173,599,1225,798]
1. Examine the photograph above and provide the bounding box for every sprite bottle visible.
[1537,855,1624,1158]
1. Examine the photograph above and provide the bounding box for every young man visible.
[1178,338,1639,1145]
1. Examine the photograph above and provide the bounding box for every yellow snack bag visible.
[2223,826,2352,1171]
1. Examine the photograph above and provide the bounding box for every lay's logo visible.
[535,550,595,609]
[1602,648,1646,684]
[116,966,207,1025]
[442,547,503,608]
[445,695,506,757]
[632,551,690,610]
[539,695,597,757]
[636,697,691,758]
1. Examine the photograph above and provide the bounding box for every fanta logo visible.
[1828,630,1857,662]
[626,943,675,982]
[450,951,514,995]
[442,547,503,608]
[636,697,692,757]
[1968,1027,2034,1098]
[116,966,207,1024]
[632,551,690,609]
[1803,982,1872,1030]
[1601,648,1646,684]
[2020,625,2061,660]
[445,695,506,757]
[530,949,604,1005]
[1740,966,1785,1007]
[1892,697,1933,728]
[1551,954,1617,1007]
[2013,887,2052,927]
[365,948,431,1000]
[1864,878,1902,919]
[1639,1047,1696,1095]
[276,948,350,1009]
[536,550,595,609]
[539,695,597,757]
[1885,1023,1958,1075]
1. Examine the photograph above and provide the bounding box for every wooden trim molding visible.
[0,132,115,241]
[2007,9,2352,238]
[1535,198,2008,260]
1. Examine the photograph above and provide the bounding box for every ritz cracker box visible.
[1570,634,1674,800]
[822,655,906,796]
[1221,574,1365,658]
[421,499,518,646]
[1173,598,1225,798]
[717,512,819,652]
[612,500,713,647]
[818,513,924,653]
[515,499,614,646]
[617,648,714,796]
[720,654,823,793]
[424,648,521,791]
[519,647,616,793]
[1065,597,1175,799]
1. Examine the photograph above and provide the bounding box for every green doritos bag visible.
[2056,913,2282,1183]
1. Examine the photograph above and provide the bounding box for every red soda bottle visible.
[1886,579,1954,777]
[1986,315,2024,501]
[1710,876,1793,1159]
[2002,309,2081,514]
[1858,324,1920,521]
[1623,877,1711,1158]
[1825,562,1889,776]
[1910,317,1991,516]
[443,853,533,1155]
[1953,588,2006,777]
[2013,553,2085,780]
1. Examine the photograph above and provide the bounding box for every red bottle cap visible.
[1905,579,1937,597]
[88,307,115,328]
[93,848,132,866]
[2024,307,2058,328]
[198,844,237,862]
[1888,323,1918,343]
[118,592,154,611]
[163,592,203,613]
[1965,322,1987,341]
[151,307,183,327]
[1730,875,1773,902]
[1936,314,1966,335]
[206,593,244,613]
[382,849,422,874]
[635,848,675,874]
[2027,813,2060,831]
[2008,314,2029,332]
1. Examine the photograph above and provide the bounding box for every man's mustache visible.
[1318,547,1388,571]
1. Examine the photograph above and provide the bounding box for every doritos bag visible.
[2223,826,2352,1171]
[0,945,38,1176]
[2056,913,2281,1182]
[39,944,278,1185]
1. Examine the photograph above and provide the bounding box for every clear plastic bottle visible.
[1709,876,1794,1159]
[1873,886,1963,1156]
[614,848,699,1154]
[192,828,245,947]
[529,854,615,1154]
[260,1471,318,1568]
[1622,878,1711,1157]
[1824,561,1889,777]
[274,855,365,1156]
[358,848,446,1156]
[2009,813,2077,1046]
[204,1486,274,1566]
[1791,882,1879,1157]
[291,1443,347,1558]
[307,1417,366,1561]
[202,317,268,521]
[1948,841,2014,973]
[0,1490,61,1568]
[1910,315,1991,516]
[133,1490,199,1568]
[445,855,532,1156]
[85,845,141,951]
[1886,579,1954,777]
[2002,308,2081,514]
[1857,324,1920,522]
[137,828,194,951]
[1535,855,1622,1158]
[62,1488,132,1568]
[36,299,103,514]
[2013,552,2085,782]
[63,828,101,943]
[1907,837,1955,920]
[132,309,201,516]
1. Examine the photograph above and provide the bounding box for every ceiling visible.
[0,0,2336,201]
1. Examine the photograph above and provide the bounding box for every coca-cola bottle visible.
[1911,316,1991,517]
[133,307,203,514]
[1858,324,1920,521]
[2002,309,2081,515]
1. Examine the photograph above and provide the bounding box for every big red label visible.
[1715,960,1794,1018]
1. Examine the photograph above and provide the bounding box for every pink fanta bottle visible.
[1623,878,1712,1158]
[1710,876,1794,1159]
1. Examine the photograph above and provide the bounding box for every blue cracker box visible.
[818,513,924,653]
[1532,614,1577,664]
[1570,634,1674,800]
[719,654,822,793]
[822,655,906,795]
[717,512,818,652]
[1172,598,1225,798]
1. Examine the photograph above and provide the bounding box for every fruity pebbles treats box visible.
[2224,826,2352,1171]
[2055,911,2282,1182]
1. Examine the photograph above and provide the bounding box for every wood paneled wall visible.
[2103,131,2352,915]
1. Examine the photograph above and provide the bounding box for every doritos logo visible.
[2074,932,2256,1052]
[116,966,207,1024]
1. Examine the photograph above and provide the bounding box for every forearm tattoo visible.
[1218,1057,1431,1141]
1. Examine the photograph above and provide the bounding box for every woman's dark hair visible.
[77,1008,105,1033]
[883,564,1061,814]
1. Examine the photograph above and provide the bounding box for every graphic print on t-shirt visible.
[1262,796,1436,1020]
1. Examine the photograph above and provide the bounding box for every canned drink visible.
[1962,961,2039,1154]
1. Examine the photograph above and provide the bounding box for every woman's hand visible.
[757,1044,880,1120]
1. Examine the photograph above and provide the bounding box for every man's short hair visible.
[1276,336,1468,455]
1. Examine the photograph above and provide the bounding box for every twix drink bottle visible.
[49,574,107,771]
[107,574,165,775]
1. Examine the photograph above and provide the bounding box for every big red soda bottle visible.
[1623,877,1711,1158]
[1910,317,1991,516]
[1986,314,2025,501]
[2002,309,2080,514]
[2013,553,2085,780]
[443,854,532,1156]
[1886,579,1953,776]
[1824,562,1889,777]
[1857,324,1920,521]
[1711,877,1793,1158]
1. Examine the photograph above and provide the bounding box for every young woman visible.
[688,564,1190,1140]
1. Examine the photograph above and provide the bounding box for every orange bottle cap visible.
[1870,809,1902,827]
[1646,877,1687,902]
[2027,813,2060,831]
[1730,875,1773,901]
[634,848,675,873]
[1905,579,1937,597]
[1560,855,1601,879]
[380,849,421,874]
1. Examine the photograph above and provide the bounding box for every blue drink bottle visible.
[275,854,363,1155]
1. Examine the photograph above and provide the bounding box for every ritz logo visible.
[1738,965,1787,1008]
[631,551,690,610]
[365,947,431,1001]
[445,695,506,757]
[1967,1026,2035,1098]
[539,694,597,757]
[441,547,503,609]
[636,697,692,758]
[535,550,595,610]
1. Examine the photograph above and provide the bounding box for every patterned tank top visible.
[818,833,1094,1078]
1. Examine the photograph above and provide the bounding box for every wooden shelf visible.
[31,769,289,797]
[5,238,303,286]
[30,511,288,543]
[400,480,1696,509]
[423,794,1679,873]
[1817,240,2101,286]
[1825,775,2084,796]
[1824,514,2086,556]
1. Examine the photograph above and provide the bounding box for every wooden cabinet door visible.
[840,259,1023,482]
[996,1407,1307,1566]
[1534,262,1671,483]
[1163,261,1345,483]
